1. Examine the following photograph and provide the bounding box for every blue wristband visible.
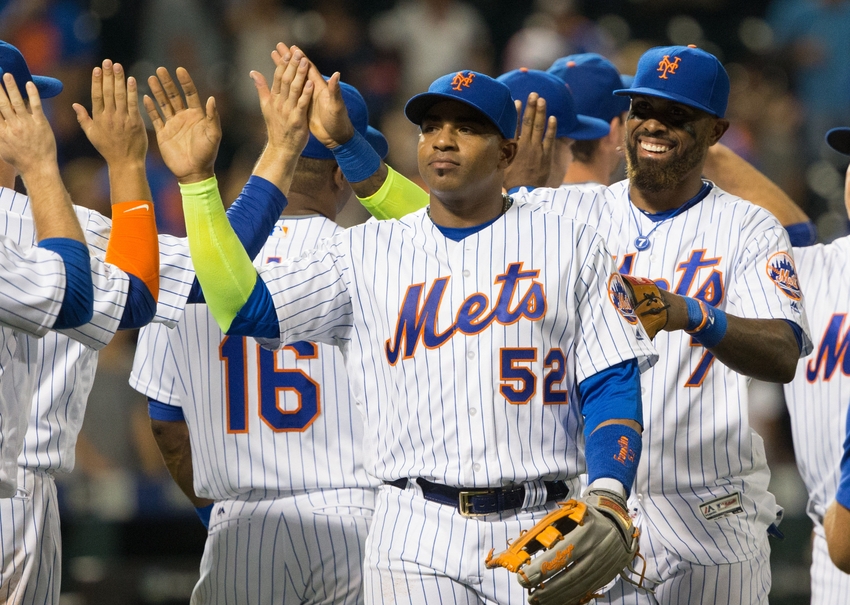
[331,131,381,183]
[585,423,642,497]
[684,296,704,331]
[195,503,213,528]
[686,298,728,348]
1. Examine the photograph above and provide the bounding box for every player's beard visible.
[625,132,709,193]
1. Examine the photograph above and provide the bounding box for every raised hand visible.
[252,47,314,157]
[73,60,147,168]
[273,43,354,148]
[143,67,221,184]
[503,93,557,191]
[0,73,58,176]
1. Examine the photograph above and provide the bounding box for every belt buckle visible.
[458,489,492,518]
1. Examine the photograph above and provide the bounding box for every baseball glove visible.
[620,275,669,339]
[485,490,640,605]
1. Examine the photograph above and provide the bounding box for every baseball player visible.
[702,134,850,603]
[180,68,659,604]
[506,45,812,604]
[0,49,286,602]
[547,53,632,187]
[0,49,172,603]
[130,56,401,604]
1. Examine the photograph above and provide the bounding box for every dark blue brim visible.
[32,75,63,98]
[826,127,850,156]
[613,86,721,118]
[565,114,611,140]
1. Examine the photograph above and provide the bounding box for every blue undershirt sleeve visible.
[782,319,805,354]
[226,277,279,339]
[38,238,93,329]
[147,398,185,422]
[836,402,850,510]
[579,359,643,436]
[118,274,157,329]
[785,221,817,247]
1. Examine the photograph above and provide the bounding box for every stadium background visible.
[2,0,848,602]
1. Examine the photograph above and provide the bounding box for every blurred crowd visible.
[1,0,846,602]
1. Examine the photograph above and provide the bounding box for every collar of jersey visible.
[432,210,505,241]
[638,181,712,223]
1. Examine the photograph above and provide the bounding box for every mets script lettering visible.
[385,263,546,364]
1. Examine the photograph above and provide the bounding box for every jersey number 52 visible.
[221,336,321,433]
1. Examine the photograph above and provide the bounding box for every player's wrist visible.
[684,297,728,348]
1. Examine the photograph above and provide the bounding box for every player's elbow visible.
[775,356,798,384]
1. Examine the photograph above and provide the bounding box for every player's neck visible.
[427,189,508,228]
[629,172,705,213]
[281,191,336,221]
[563,160,610,187]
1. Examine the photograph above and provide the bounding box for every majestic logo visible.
[657,55,681,79]
[766,252,802,300]
[385,263,546,364]
[451,71,475,91]
[608,274,638,325]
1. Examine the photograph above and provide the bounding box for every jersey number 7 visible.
[220,336,321,433]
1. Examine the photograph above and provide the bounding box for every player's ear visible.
[709,118,730,145]
[332,165,348,192]
[500,139,518,168]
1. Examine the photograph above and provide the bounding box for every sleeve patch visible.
[765,252,802,300]
[608,273,638,325]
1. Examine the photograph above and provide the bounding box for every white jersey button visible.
[467,350,475,359]
[469,408,477,416]
[462,269,471,277]
[473,463,481,472]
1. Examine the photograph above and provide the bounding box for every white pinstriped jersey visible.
[254,204,658,487]
[0,187,197,474]
[785,238,850,525]
[130,215,380,500]
[517,180,812,565]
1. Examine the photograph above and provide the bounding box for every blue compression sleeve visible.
[786,221,817,247]
[579,359,643,435]
[39,238,93,329]
[836,402,850,510]
[227,277,278,338]
[118,274,156,329]
[186,176,286,305]
[148,398,185,422]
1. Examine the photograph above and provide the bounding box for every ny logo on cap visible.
[451,71,475,91]
[656,56,681,80]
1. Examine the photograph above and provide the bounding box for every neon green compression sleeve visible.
[357,166,429,220]
[180,176,257,332]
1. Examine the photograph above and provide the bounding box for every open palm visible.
[143,67,221,183]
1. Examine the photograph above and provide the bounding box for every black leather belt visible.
[385,478,569,517]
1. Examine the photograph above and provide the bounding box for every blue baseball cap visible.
[404,71,517,139]
[0,41,63,99]
[547,53,631,123]
[826,128,850,155]
[614,45,729,118]
[302,79,388,160]
[496,68,609,140]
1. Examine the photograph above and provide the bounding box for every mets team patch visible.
[766,252,802,300]
[608,273,638,324]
